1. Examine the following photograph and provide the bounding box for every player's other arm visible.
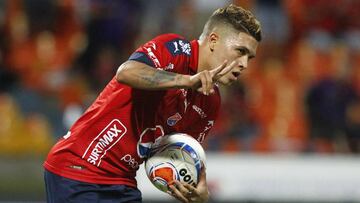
[116,60,190,90]
[116,60,236,94]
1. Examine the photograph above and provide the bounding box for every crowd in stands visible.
[0,0,359,156]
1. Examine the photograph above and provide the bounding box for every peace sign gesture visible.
[188,60,237,95]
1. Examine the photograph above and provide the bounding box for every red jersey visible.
[44,34,221,187]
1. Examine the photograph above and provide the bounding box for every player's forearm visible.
[116,61,190,90]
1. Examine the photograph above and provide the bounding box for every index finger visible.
[168,184,189,203]
[213,61,237,81]
[197,163,207,182]
[209,60,227,77]
[183,183,199,196]
[200,161,206,175]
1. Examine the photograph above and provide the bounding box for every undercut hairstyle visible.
[201,4,262,42]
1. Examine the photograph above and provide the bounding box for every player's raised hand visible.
[188,60,237,95]
[210,60,237,81]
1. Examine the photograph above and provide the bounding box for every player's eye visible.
[237,48,247,56]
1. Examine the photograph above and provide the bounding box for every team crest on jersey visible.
[167,112,182,126]
[166,39,191,56]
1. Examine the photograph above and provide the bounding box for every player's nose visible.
[238,56,248,70]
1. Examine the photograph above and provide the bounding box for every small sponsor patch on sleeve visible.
[166,39,191,56]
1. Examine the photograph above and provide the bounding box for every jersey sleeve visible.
[128,34,192,72]
[128,40,167,68]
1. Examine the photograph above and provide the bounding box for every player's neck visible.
[197,40,211,73]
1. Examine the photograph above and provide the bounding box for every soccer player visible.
[44,4,261,203]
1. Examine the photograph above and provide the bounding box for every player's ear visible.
[208,32,219,52]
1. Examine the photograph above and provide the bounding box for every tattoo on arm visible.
[138,67,182,88]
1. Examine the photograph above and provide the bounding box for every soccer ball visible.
[145,133,206,193]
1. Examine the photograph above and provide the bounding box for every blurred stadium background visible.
[0,0,360,202]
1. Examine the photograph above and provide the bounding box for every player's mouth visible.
[227,73,239,84]
[232,72,240,78]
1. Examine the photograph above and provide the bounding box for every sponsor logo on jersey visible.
[82,119,127,167]
[166,39,191,56]
[148,41,157,50]
[69,165,85,170]
[167,112,182,126]
[121,154,139,169]
[144,41,161,67]
[173,41,180,53]
[164,63,174,70]
[137,125,165,158]
[198,120,214,143]
[180,89,187,97]
[192,105,207,118]
[180,89,189,112]
[63,131,71,139]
